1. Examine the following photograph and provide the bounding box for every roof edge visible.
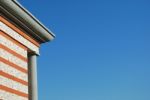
[0,0,55,43]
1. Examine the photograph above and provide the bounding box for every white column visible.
[28,54,38,100]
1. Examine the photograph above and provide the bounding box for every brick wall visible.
[0,16,40,100]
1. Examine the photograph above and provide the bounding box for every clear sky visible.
[19,0,150,100]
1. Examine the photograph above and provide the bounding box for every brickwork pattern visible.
[0,21,39,54]
[0,19,29,100]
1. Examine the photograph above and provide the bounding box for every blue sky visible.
[19,0,150,100]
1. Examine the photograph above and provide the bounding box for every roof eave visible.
[0,0,55,43]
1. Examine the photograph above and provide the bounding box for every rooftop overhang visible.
[0,0,55,43]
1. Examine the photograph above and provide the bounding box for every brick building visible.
[0,0,55,100]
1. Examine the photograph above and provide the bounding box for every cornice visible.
[0,0,55,43]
